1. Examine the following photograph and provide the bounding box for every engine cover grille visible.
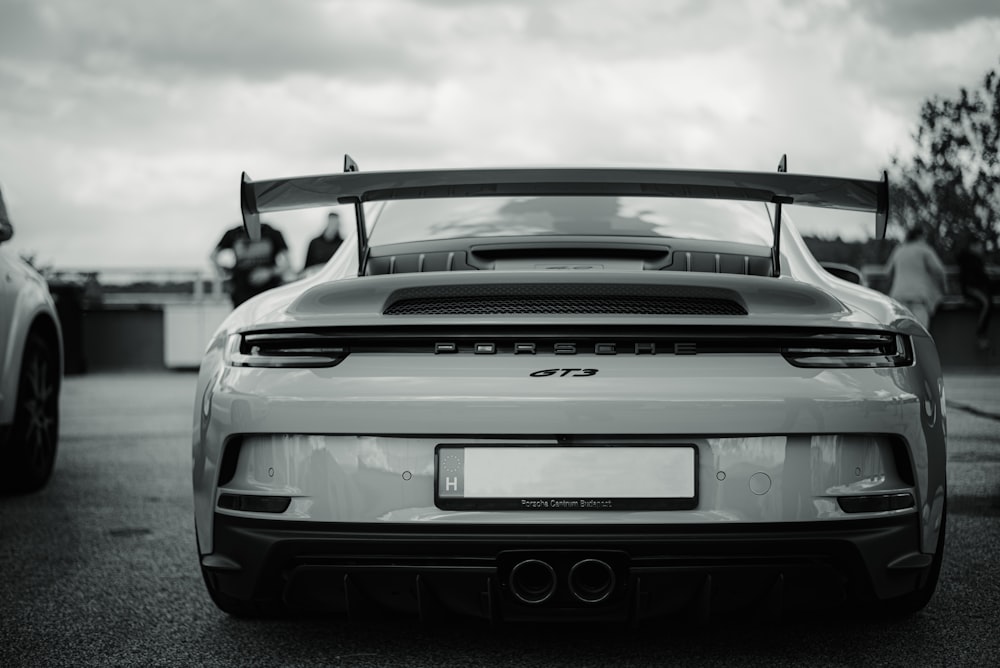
[383,284,748,316]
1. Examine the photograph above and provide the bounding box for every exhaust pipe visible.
[509,559,557,604]
[568,558,616,604]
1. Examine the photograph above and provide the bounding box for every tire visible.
[1,335,60,494]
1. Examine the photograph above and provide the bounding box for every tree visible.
[889,61,1000,262]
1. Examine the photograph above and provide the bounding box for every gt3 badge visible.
[529,369,598,377]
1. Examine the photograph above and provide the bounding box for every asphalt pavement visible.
[944,370,1000,420]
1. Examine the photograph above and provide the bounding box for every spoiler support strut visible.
[343,154,369,277]
[773,154,789,277]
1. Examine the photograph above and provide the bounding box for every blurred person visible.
[0,182,11,240]
[303,211,346,272]
[885,226,947,330]
[956,238,993,350]
[210,221,291,307]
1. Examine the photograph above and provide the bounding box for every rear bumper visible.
[202,512,933,622]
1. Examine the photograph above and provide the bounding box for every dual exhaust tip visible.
[509,558,616,605]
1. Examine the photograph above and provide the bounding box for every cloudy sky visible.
[1,0,998,272]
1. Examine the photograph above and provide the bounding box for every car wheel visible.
[2,335,60,494]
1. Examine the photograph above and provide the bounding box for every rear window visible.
[367,196,774,247]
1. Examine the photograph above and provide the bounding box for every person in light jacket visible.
[885,226,948,330]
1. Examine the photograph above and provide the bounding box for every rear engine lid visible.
[281,271,850,325]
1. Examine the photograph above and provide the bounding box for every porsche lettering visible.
[433,342,684,355]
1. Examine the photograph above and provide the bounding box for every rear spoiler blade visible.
[240,159,890,274]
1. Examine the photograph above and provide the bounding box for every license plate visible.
[435,445,697,511]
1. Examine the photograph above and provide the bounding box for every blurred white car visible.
[0,186,63,493]
[193,157,946,622]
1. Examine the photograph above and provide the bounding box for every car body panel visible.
[194,340,944,548]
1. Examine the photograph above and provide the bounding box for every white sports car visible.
[192,156,947,622]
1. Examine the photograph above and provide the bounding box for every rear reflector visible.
[217,494,292,513]
[837,492,914,513]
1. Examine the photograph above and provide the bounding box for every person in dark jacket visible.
[211,222,291,307]
[956,238,993,350]
[303,212,346,272]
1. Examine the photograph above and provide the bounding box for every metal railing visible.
[42,265,998,309]
[44,268,228,307]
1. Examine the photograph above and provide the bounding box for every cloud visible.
[1,0,998,267]
[0,0,443,84]
[847,0,1000,36]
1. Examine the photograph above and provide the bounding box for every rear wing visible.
[240,155,889,277]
